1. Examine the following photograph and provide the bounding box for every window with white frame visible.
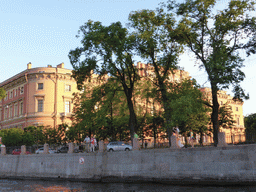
[10,91,13,99]
[14,89,17,97]
[37,99,44,112]
[38,83,43,90]
[65,84,71,92]
[65,101,70,113]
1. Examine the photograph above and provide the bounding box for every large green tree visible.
[72,78,130,141]
[128,8,183,146]
[175,0,256,146]
[69,21,139,141]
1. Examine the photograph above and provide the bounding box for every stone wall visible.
[1,145,256,184]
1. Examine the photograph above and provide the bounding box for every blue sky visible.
[1,0,256,116]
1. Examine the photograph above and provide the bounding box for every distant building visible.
[0,63,78,129]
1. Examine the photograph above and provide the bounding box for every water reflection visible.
[0,179,254,192]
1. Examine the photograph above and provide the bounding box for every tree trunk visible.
[162,90,172,147]
[125,90,137,144]
[184,134,188,148]
[199,129,203,146]
[211,84,219,147]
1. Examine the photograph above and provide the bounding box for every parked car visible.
[107,141,132,152]
[57,146,68,153]
[12,149,31,155]
[56,146,81,153]
[35,147,56,154]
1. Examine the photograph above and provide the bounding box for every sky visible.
[1,0,256,116]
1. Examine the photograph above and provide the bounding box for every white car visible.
[107,141,132,152]
[35,147,56,154]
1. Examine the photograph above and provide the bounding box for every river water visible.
[0,179,255,192]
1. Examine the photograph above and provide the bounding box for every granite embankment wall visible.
[1,145,256,184]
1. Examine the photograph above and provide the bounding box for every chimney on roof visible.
[57,62,64,68]
[27,62,32,69]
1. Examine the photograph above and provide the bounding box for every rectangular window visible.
[237,118,240,125]
[20,87,24,94]
[0,108,2,121]
[19,102,23,115]
[9,105,12,118]
[65,84,71,92]
[10,91,13,99]
[14,103,18,117]
[38,100,43,112]
[14,89,17,97]
[65,101,70,113]
[4,107,8,119]
[236,107,238,111]
[38,83,43,90]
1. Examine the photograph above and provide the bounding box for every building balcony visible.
[60,112,73,118]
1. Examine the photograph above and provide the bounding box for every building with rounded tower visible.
[0,63,78,129]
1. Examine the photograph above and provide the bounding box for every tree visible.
[69,21,139,141]
[244,113,256,142]
[22,132,35,146]
[128,8,183,146]
[218,103,235,129]
[71,77,131,141]
[0,88,6,100]
[1,128,23,147]
[168,79,210,146]
[24,126,46,145]
[175,0,256,146]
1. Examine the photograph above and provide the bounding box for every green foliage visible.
[24,126,46,145]
[245,113,256,134]
[71,78,131,142]
[0,88,6,100]
[1,128,24,147]
[0,125,72,147]
[22,132,35,146]
[218,103,236,129]
[43,124,68,145]
[168,79,210,134]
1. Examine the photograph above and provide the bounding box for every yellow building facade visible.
[0,63,78,129]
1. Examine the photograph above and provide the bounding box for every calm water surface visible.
[0,179,255,192]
